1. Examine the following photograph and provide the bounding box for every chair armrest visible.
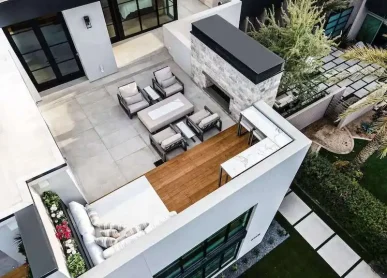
[150,134,166,154]
[152,78,166,94]
[174,75,184,88]
[139,87,150,104]
[204,105,214,115]
[186,115,202,132]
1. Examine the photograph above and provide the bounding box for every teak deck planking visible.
[2,264,29,278]
[145,125,249,212]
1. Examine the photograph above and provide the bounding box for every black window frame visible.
[154,207,254,278]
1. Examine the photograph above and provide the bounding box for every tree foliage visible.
[316,0,350,15]
[249,0,336,93]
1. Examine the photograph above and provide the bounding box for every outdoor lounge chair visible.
[150,124,188,162]
[117,81,150,119]
[186,106,222,142]
[152,66,184,98]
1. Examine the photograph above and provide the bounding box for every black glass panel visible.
[58,59,79,76]
[49,42,74,63]
[221,242,239,267]
[204,256,221,278]
[157,260,181,278]
[158,8,174,24]
[182,244,204,270]
[32,67,56,84]
[357,14,382,44]
[187,268,203,278]
[23,50,49,71]
[141,12,158,30]
[206,228,226,254]
[41,24,67,46]
[12,29,41,54]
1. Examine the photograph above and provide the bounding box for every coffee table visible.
[143,86,161,104]
[176,121,196,142]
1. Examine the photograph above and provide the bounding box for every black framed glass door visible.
[4,14,84,92]
[100,0,177,43]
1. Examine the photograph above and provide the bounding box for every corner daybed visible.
[63,176,176,266]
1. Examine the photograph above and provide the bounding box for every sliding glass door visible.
[4,14,84,92]
[100,0,177,42]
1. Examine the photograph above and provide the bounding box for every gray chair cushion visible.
[152,127,176,144]
[198,113,220,129]
[155,67,173,83]
[161,76,176,88]
[189,109,211,125]
[119,83,138,98]
[164,82,183,97]
[161,133,182,150]
[128,100,149,113]
[124,93,143,105]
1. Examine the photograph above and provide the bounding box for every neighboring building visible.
[0,0,177,92]
[347,0,387,47]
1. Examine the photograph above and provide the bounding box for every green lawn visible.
[241,215,338,278]
[320,139,387,205]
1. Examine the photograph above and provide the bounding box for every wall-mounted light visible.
[83,16,92,29]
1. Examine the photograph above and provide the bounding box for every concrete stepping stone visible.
[345,261,380,278]
[279,192,311,225]
[295,212,334,249]
[318,235,360,276]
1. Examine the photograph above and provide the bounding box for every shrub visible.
[268,237,274,244]
[295,155,387,257]
[242,257,249,264]
[252,248,260,257]
[67,253,86,278]
[231,264,238,272]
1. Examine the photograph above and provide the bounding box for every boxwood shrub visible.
[294,154,387,256]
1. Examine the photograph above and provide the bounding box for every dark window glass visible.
[11,29,40,54]
[204,256,221,278]
[182,244,204,269]
[357,14,382,43]
[187,268,203,278]
[221,242,239,267]
[157,260,181,278]
[228,212,249,238]
[141,12,158,30]
[206,227,226,254]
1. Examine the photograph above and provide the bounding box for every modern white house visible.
[0,1,313,277]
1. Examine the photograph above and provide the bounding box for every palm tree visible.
[339,46,387,166]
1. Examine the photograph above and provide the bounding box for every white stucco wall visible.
[80,103,311,278]
[62,2,118,82]
[163,0,242,75]
[347,0,368,40]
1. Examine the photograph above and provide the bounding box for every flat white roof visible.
[0,35,65,219]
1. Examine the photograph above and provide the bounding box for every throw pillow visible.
[154,67,173,83]
[69,202,95,236]
[119,82,138,98]
[198,113,220,129]
[161,134,182,150]
[160,76,176,88]
[97,222,126,231]
[83,234,104,265]
[103,231,146,259]
[95,237,117,248]
[124,93,143,105]
[100,229,120,238]
[117,222,149,242]
[85,205,100,226]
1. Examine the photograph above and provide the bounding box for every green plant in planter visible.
[14,235,33,278]
[67,253,86,278]
[42,191,61,207]
[231,263,238,272]
[268,237,275,244]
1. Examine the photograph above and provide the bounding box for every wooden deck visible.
[145,125,249,212]
[2,265,29,278]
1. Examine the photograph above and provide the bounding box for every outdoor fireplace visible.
[191,15,285,121]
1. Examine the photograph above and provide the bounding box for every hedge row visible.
[294,155,387,256]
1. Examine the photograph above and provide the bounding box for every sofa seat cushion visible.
[161,133,182,150]
[124,93,143,105]
[83,234,104,265]
[154,67,173,83]
[128,100,149,113]
[69,202,95,236]
[189,109,211,125]
[161,76,176,88]
[198,113,220,129]
[164,82,183,97]
[95,237,117,248]
[119,83,138,98]
[152,127,176,144]
[103,231,146,259]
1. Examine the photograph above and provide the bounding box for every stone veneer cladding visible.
[191,35,283,121]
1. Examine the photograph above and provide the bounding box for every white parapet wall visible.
[162,0,242,75]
